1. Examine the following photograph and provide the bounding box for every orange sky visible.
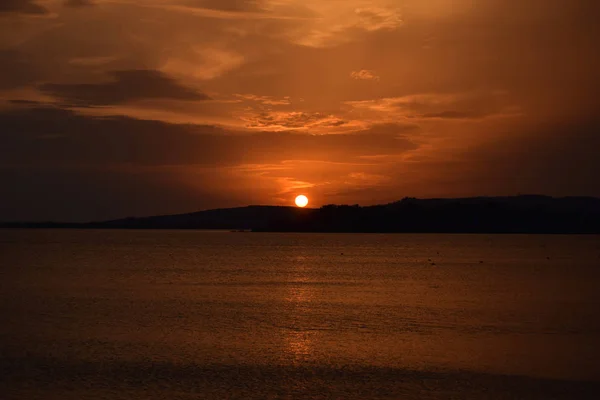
[1,0,599,221]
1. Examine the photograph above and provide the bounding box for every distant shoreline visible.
[2,225,600,233]
[2,195,600,234]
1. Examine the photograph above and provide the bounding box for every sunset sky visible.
[1,0,599,221]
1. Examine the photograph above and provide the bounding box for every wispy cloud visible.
[345,92,519,122]
[350,70,380,81]
[286,2,403,47]
[235,94,292,106]
[239,110,346,131]
[354,7,402,31]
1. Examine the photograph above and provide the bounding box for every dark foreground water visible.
[1,230,599,399]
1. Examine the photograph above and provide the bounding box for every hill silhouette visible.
[2,195,600,234]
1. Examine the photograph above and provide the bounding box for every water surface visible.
[1,230,599,399]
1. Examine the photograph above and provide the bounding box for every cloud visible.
[285,2,403,47]
[64,0,95,7]
[162,47,245,81]
[2,0,600,221]
[356,118,600,200]
[0,166,239,222]
[39,70,210,106]
[239,111,347,131]
[234,157,407,205]
[0,106,419,167]
[448,119,600,197]
[235,94,292,106]
[344,92,518,122]
[0,105,423,219]
[354,7,403,31]
[418,111,488,120]
[0,50,40,89]
[350,70,380,81]
[183,0,265,13]
[360,122,419,136]
[0,0,47,14]
[8,99,43,106]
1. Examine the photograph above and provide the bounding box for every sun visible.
[295,195,309,208]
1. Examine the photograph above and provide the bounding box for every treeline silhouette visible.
[2,195,600,234]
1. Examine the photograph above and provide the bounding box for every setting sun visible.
[295,195,309,208]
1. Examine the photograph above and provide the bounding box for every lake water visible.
[1,230,599,399]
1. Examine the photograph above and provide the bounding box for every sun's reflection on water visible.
[282,254,316,363]
[286,330,312,360]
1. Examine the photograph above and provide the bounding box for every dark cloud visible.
[8,99,43,105]
[64,0,95,7]
[0,167,236,222]
[39,70,210,106]
[184,0,264,13]
[419,111,488,120]
[0,106,418,168]
[433,120,600,197]
[0,106,419,221]
[0,0,47,14]
[0,50,40,89]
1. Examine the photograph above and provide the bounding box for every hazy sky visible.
[1,0,599,221]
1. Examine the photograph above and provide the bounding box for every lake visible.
[1,230,599,399]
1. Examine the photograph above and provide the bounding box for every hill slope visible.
[2,196,600,233]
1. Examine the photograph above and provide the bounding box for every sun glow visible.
[295,195,309,208]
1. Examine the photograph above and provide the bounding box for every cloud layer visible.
[40,70,210,106]
[0,0,47,15]
[0,0,599,221]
